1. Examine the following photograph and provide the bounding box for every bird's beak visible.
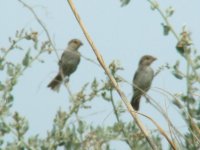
[152,57,157,61]
[80,42,83,46]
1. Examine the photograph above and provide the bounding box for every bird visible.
[47,39,83,91]
[131,55,156,111]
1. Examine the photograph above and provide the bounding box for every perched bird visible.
[48,39,83,91]
[131,55,156,111]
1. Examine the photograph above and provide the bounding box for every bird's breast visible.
[133,67,154,90]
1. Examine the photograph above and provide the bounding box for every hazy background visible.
[1,0,200,149]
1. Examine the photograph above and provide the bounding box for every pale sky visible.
[1,0,200,149]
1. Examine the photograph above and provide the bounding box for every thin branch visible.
[18,0,59,59]
[137,111,177,150]
[153,87,200,142]
[81,54,101,68]
[149,96,185,148]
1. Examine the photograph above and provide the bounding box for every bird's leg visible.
[144,94,151,103]
[59,68,69,83]
[64,76,69,83]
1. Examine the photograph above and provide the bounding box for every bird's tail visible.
[47,74,62,92]
[131,95,141,111]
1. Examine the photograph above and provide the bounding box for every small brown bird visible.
[48,39,83,91]
[131,55,156,111]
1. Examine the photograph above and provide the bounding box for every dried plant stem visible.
[137,111,177,149]
[153,87,200,143]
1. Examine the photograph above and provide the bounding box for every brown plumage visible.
[48,39,83,91]
[48,74,62,90]
[131,55,156,111]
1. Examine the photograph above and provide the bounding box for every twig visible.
[2,38,24,60]
[81,54,101,68]
[146,0,179,41]
[149,95,185,148]
[153,87,200,143]
[18,0,59,59]
[67,0,160,149]
[109,89,133,148]
[64,82,74,98]
[136,111,177,150]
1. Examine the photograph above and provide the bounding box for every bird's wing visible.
[59,50,80,76]
[59,50,80,66]
[133,70,139,82]
[133,70,141,91]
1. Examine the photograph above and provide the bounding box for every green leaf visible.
[0,57,4,70]
[0,121,11,135]
[11,78,17,86]
[22,50,30,67]
[120,0,131,7]
[172,70,183,80]
[161,23,170,36]
[34,41,38,49]
[77,120,85,134]
[176,41,185,55]
[150,1,159,10]
[182,95,195,104]
[7,94,14,102]
[172,61,184,79]
[7,64,14,76]
[166,6,174,17]
[0,82,5,91]
[113,122,124,132]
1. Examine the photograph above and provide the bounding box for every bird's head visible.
[139,55,157,66]
[68,39,83,50]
